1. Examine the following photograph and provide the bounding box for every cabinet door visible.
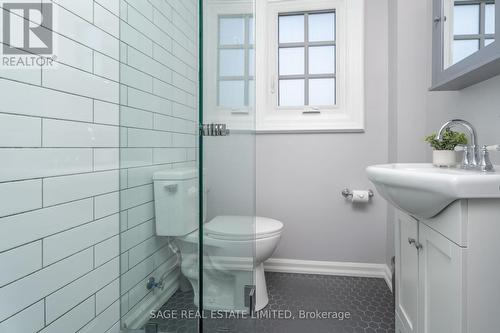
[418,223,464,333]
[395,211,419,333]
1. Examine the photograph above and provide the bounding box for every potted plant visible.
[425,129,468,167]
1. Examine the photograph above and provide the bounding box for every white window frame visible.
[256,0,365,133]
[204,0,256,131]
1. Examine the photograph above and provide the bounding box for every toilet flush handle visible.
[164,184,178,193]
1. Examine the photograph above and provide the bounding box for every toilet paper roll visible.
[351,190,370,203]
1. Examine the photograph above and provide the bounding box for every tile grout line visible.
[0,208,118,260]
[2,3,199,75]
[0,77,198,121]
[43,298,46,327]
[41,238,44,269]
[0,159,188,188]
[124,0,198,58]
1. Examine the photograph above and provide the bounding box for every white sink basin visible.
[367,163,500,219]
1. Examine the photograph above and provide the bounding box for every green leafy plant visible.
[425,129,468,150]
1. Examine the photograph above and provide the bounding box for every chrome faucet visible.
[436,120,498,172]
[436,119,479,169]
[479,145,494,172]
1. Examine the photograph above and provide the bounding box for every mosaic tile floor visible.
[147,272,395,333]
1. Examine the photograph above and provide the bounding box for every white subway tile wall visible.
[119,0,199,324]
[0,0,198,332]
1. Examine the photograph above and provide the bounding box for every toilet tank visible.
[153,168,204,236]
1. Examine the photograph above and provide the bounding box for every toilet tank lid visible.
[153,168,199,181]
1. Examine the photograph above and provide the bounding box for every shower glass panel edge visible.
[201,0,257,331]
[198,0,204,331]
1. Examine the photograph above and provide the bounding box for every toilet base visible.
[254,263,269,311]
[182,260,270,312]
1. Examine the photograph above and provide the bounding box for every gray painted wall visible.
[256,0,390,264]
[427,75,500,162]
[386,0,432,267]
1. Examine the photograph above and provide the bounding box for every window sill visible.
[255,127,365,134]
[255,117,365,133]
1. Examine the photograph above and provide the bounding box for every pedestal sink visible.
[366,163,500,219]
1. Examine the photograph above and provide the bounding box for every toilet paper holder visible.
[342,188,374,199]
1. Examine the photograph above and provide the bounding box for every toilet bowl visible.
[152,168,284,312]
[177,216,283,311]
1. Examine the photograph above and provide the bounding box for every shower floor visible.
[148,272,395,333]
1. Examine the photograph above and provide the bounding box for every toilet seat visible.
[204,216,283,241]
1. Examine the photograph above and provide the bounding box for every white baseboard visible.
[123,280,179,330]
[264,258,393,292]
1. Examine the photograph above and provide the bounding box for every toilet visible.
[153,168,283,312]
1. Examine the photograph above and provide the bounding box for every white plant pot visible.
[432,150,457,167]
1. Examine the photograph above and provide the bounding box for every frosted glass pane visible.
[249,17,255,45]
[453,39,479,64]
[309,46,335,74]
[249,50,255,76]
[485,4,495,35]
[279,80,305,106]
[279,48,305,75]
[279,15,304,43]
[249,80,255,107]
[219,81,245,108]
[454,5,480,35]
[485,39,495,46]
[309,79,335,105]
[219,18,245,45]
[219,49,245,76]
[309,12,335,42]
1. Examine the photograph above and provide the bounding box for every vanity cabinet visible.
[395,213,419,333]
[395,199,500,333]
[418,222,464,333]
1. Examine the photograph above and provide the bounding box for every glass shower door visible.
[118,0,256,331]
[200,0,257,331]
[119,0,201,332]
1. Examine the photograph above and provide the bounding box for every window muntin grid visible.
[217,14,254,109]
[278,10,336,108]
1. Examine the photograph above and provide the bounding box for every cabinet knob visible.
[408,238,423,250]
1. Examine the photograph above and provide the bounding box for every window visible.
[204,1,255,130]
[217,15,255,109]
[256,0,364,132]
[206,0,364,132]
[278,11,337,107]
